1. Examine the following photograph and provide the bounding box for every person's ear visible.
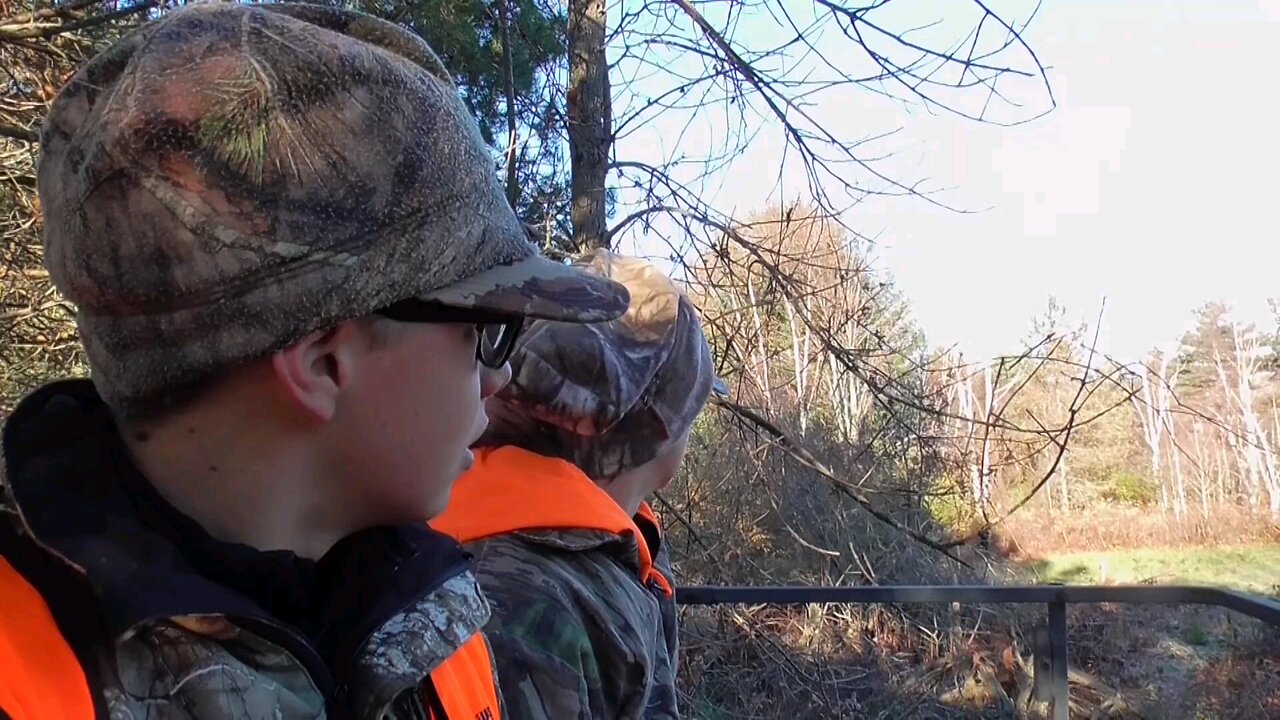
[271,321,366,422]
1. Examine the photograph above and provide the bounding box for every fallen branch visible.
[0,124,37,143]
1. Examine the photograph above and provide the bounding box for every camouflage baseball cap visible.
[480,250,717,479]
[36,1,628,416]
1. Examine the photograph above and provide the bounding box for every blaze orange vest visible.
[433,446,674,598]
[428,633,502,719]
[0,556,500,720]
[0,556,94,719]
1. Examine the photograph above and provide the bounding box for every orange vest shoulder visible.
[0,555,96,719]
[434,446,672,597]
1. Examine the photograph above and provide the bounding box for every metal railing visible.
[676,584,1280,719]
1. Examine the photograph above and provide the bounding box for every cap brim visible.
[418,252,630,323]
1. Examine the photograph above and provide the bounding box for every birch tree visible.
[1216,318,1280,517]
[943,354,1021,512]
[1020,297,1087,511]
[1131,352,1177,516]
[689,204,903,435]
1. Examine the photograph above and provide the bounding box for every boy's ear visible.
[271,321,366,422]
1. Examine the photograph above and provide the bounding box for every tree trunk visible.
[1229,429,1261,511]
[952,367,979,508]
[496,0,520,207]
[1247,418,1280,517]
[567,0,610,250]
[722,290,769,407]
[1133,359,1172,516]
[1251,405,1280,517]
[975,364,996,509]
[745,274,773,412]
[1217,436,1229,506]
[803,325,822,432]
[1057,448,1069,510]
[1220,323,1279,516]
[1169,423,1187,520]
[1191,420,1212,518]
[842,322,859,440]
[828,352,846,439]
[1156,452,1168,515]
[782,297,808,434]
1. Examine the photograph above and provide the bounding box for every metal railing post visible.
[1031,625,1052,703]
[1049,600,1069,720]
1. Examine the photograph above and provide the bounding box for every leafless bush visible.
[661,404,1054,718]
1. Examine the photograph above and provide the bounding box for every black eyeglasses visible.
[374,299,525,369]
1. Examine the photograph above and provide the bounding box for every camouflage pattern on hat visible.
[36,1,627,416]
[481,250,716,479]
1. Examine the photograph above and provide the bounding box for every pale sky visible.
[610,0,1280,362]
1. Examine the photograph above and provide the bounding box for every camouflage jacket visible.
[432,446,680,719]
[0,379,503,719]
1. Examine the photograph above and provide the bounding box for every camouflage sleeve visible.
[485,617,598,720]
[648,542,682,718]
[469,536,657,720]
[481,590,652,720]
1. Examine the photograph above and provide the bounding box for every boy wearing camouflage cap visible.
[0,3,627,719]
[432,250,718,719]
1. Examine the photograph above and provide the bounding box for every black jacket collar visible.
[2,379,262,638]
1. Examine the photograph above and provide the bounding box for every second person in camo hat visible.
[432,249,719,719]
